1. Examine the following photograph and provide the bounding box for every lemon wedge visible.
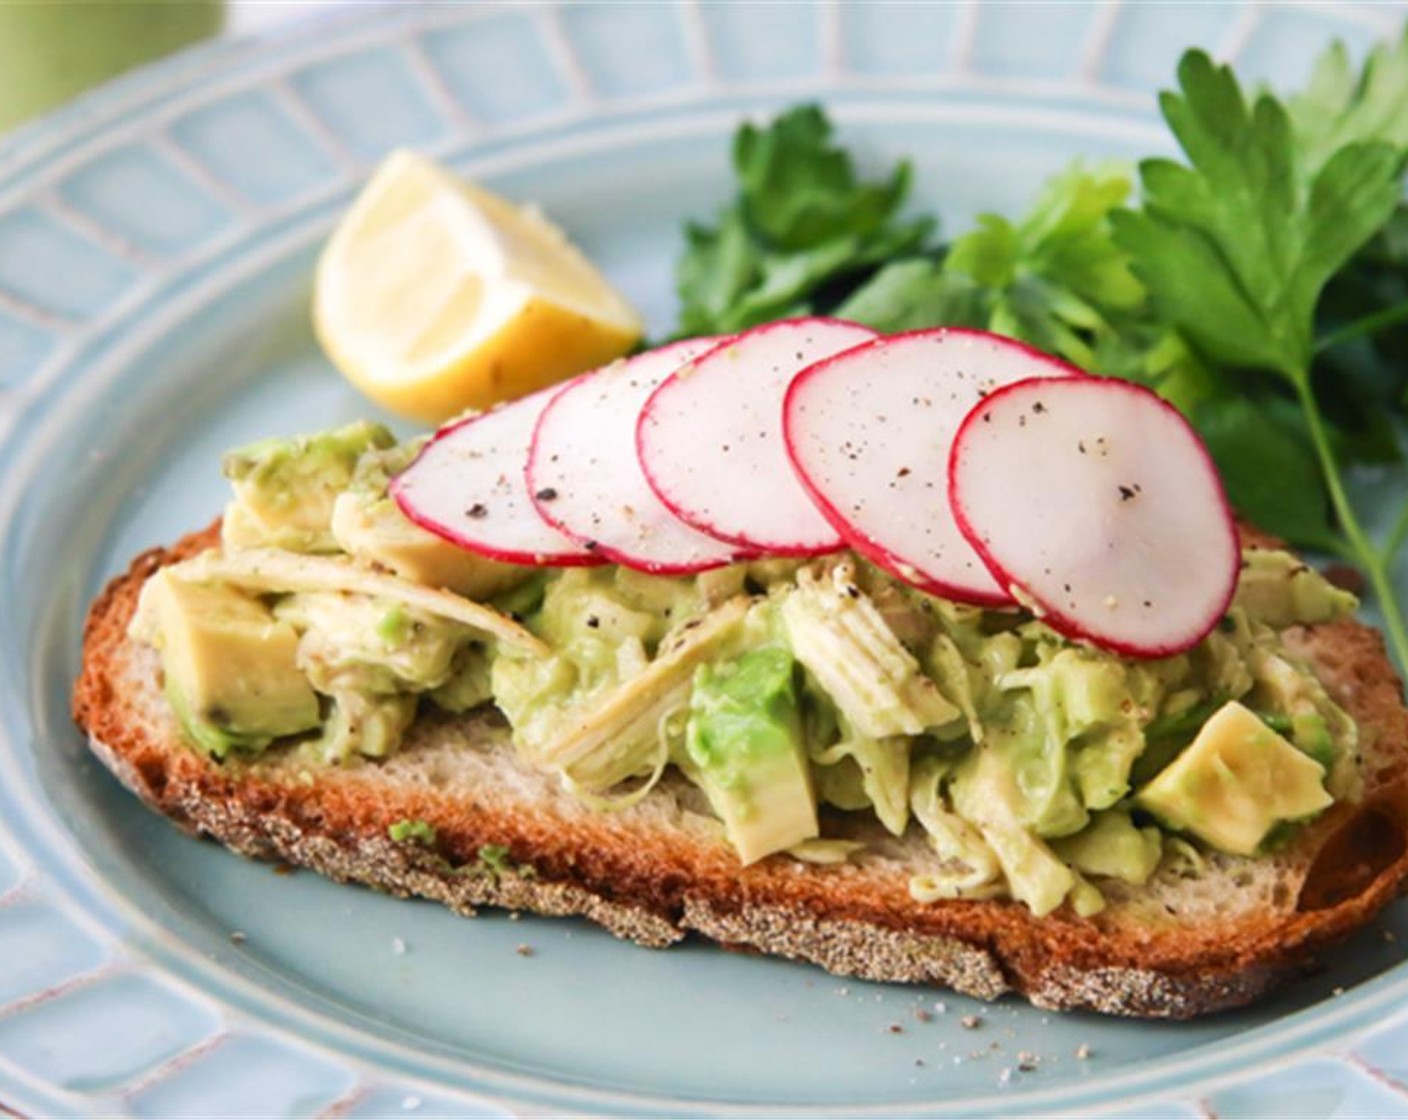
[314,150,643,423]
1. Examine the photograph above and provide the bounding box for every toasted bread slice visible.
[73,524,1408,1018]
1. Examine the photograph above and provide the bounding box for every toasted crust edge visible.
[72,527,1408,1018]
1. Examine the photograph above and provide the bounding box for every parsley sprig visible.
[675,31,1408,672]
[1112,49,1408,670]
[676,105,935,334]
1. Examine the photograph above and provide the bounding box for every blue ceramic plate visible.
[2,3,1407,1116]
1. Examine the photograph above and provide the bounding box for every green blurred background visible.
[0,1,226,134]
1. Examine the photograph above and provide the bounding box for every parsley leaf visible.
[388,819,437,846]
[1288,27,1408,174]
[946,166,1144,368]
[961,165,1143,313]
[1195,396,1337,550]
[474,844,536,882]
[734,105,920,250]
[675,105,935,334]
[836,165,1150,351]
[1112,49,1404,382]
[833,259,987,332]
[676,212,756,336]
[1091,319,1220,415]
[1318,202,1408,439]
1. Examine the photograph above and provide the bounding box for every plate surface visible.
[2,3,1407,1116]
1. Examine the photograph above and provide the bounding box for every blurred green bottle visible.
[0,1,225,133]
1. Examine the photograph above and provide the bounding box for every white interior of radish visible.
[637,318,875,554]
[950,376,1239,656]
[784,329,1081,605]
[528,339,745,573]
[391,386,595,564]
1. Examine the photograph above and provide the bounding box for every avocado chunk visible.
[685,646,818,865]
[141,570,320,756]
[1135,700,1332,855]
[222,420,394,553]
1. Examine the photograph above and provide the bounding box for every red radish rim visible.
[947,374,1241,658]
[859,326,1095,379]
[526,340,757,576]
[635,316,870,557]
[781,332,1012,607]
[781,328,1089,607]
[390,391,607,569]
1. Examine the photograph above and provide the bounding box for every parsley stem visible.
[1385,497,1408,564]
[1315,299,1408,353]
[1293,376,1408,674]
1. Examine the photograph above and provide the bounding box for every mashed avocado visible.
[130,425,1361,916]
[222,421,393,553]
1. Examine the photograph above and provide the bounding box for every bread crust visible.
[72,525,1408,1017]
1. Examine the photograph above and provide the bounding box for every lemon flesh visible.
[314,150,643,423]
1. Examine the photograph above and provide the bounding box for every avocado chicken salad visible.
[129,420,1361,920]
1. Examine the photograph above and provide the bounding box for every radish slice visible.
[949,376,1239,657]
[784,328,1084,606]
[527,338,750,574]
[390,385,601,567]
[637,317,877,555]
